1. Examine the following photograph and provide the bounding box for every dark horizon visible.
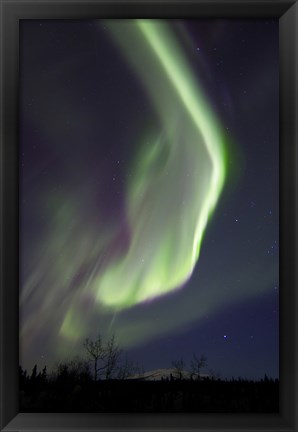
[19,360,279,413]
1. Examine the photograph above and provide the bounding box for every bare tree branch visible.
[104,334,122,380]
[83,334,107,381]
[117,355,140,380]
[190,353,208,381]
[83,333,122,380]
[171,358,185,380]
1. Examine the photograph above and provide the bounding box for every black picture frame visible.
[0,0,297,431]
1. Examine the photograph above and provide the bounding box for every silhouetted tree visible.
[83,333,123,380]
[31,364,37,381]
[41,366,47,381]
[208,368,221,380]
[190,354,207,380]
[117,355,140,380]
[171,358,185,380]
[19,365,29,388]
[104,334,122,379]
[51,357,92,387]
[83,334,107,381]
[263,374,270,382]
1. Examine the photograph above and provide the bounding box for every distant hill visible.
[127,368,210,381]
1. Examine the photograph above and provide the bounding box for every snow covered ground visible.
[127,368,210,381]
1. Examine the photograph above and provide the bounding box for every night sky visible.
[19,19,279,380]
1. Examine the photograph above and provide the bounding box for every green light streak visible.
[93,20,228,309]
[137,21,226,256]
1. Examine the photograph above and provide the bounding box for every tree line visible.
[19,333,279,413]
[20,333,141,385]
[171,354,210,380]
[20,333,212,384]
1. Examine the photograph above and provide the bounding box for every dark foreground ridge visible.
[20,366,279,413]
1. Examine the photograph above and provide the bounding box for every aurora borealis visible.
[94,20,226,308]
[20,19,279,379]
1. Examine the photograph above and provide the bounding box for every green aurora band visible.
[20,20,228,351]
[92,20,227,309]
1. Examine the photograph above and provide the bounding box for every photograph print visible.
[19,18,279,413]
